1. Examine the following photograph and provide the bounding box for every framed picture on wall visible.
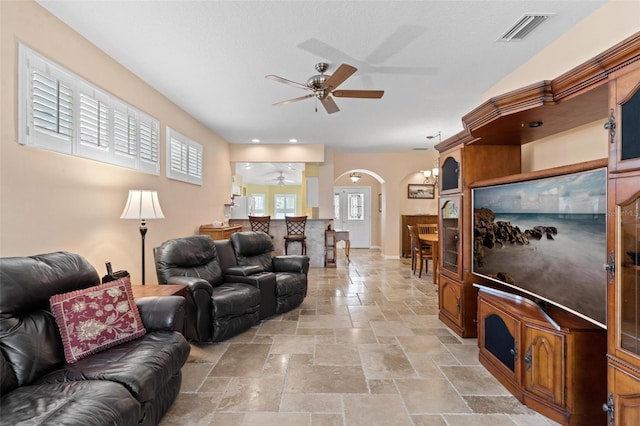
[408,184,435,199]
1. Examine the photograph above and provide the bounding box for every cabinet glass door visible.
[619,193,640,355]
[440,196,461,278]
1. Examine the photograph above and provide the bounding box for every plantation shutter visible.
[167,127,203,185]
[79,92,109,149]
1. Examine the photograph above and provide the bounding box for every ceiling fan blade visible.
[320,96,340,114]
[333,90,384,99]
[273,93,314,106]
[322,64,357,90]
[265,75,310,91]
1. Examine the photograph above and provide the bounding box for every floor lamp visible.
[120,190,164,285]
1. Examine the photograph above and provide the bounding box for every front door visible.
[334,186,371,248]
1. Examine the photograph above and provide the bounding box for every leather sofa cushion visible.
[211,284,261,318]
[155,236,224,287]
[0,380,141,426]
[230,232,274,272]
[37,331,190,403]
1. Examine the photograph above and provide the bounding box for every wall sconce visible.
[423,168,439,185]
[349,172,361,183]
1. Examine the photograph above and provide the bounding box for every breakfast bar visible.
[229,218,332,267]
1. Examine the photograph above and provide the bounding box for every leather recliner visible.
[217,231,309,318]
[154,235,261,342]
[0,251,190,426]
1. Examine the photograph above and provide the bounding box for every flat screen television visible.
[472,167,607,328]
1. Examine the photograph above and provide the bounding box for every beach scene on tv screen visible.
[473,168,607,327]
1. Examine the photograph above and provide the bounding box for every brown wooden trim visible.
[469,158,607,188]
[434,129,476,152]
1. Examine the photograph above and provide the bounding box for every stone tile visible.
[396,378,471,414]
[209,344,271,377]
[464,396,531,414]
[368,378,399,394]
[217,376,285,412]
[280,393,342,413]
[159,393,218,425]
[440,366,511,396]
[314,343,361,365]
[410,415,448,426]
[257,320,298,335]
[396,335,449,354]
[285,364,368,393]
[311,413,344,426]
[270,334,315,354]
[180,362,214,392]
[358,343,416,379]
[370,320,415,336]
[298,314,353,328]
[442,414,517,425]
[334,327,378,344]
[343,394,413,426]
[240,412,310,425]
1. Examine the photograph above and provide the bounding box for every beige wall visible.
[484,1,639,172]
[333,150,437,258]
[0,1,232,284]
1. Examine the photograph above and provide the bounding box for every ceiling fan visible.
[269,171,295,185]
[266,62,384,114]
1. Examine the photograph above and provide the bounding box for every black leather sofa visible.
[0,251,190,426]
[217,231,309,318]
[154,235,262,343]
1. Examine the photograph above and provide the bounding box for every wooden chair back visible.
[285,216,307,237]
[249,215,271,234]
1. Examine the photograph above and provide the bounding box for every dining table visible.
[418,233,439,284]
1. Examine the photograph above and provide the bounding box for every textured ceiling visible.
[38,0,606,158]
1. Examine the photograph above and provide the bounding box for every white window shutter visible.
[167,127,203,185]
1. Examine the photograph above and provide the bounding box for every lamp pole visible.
[140,219,148,285]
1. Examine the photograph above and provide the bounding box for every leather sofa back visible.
[154,235,224,287]
[0,252,99,394]
[230,232,274,272]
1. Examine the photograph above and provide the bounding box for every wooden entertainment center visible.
[435,33,640,425]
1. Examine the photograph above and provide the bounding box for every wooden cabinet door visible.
[523,324,564,406]
[439,276,463,328]
[477,294,522,393]
[608,61,640,173]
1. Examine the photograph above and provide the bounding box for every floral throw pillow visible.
[50,277,146,364]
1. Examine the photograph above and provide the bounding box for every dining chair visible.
[284,216,307,255]
[408,225,433,278]
[249,215,273,239]
[417,223,438,235]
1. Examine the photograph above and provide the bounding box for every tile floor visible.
[160,249,561,426]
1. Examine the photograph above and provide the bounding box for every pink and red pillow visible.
[50,277,146,364]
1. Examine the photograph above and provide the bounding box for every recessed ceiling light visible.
[251,138,260,143]
[289,138,298,143]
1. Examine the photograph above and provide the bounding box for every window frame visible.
[166,127,203,186]
[18,43,160,175]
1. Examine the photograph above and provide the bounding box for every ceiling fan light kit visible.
[266,62,384,114]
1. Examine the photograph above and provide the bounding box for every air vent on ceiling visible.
[413,147,429,151]
[499,14,551,41]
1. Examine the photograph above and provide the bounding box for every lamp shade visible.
[120,190,165,220]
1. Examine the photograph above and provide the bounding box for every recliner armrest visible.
[273,255,310,274]
[166,276,213,296]
[136,295,185,332]
[225,265,264,277]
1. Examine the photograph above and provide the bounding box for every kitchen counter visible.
[229,218,332,268]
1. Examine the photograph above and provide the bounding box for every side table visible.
[131,284,187,299]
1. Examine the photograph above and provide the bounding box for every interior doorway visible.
[333,186,371,248]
